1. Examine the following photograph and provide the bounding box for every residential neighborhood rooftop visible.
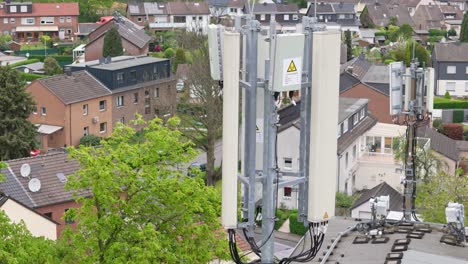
[0,2,79,17]
[352,182,403,212]
[433,42,468,62]
[89,56,168,71]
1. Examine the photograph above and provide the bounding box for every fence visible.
[439,109,468,123]
[14,48,60,56]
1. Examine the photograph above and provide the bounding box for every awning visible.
[15,26,59,32]
[37,124,63,135]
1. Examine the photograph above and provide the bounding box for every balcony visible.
[359,152,396,164]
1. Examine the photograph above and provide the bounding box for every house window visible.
[117,96,124,107]
[284,158,292,170]
[260,14,266,21]
[174,16,186,23]
[117,72,124,84]
[10,18,15,24]
[60,17,64,23]
[384,137,393,154]
[339,14,345,19]
[99,122,107,133]
[20,5,27,12]
[130,70,137,80]
[353,114,358,125]
[292,15,299,20]
[83,104,88,115]
[138,17,142,22]
[345,152,349,169]
[360,108,365,120]
[83,126,89,136]
[447,65,456,74]
[284,187,292,197]
[64,209,75,224]
[465,66,468,74]
[66,29,71,35]
[21,18,34,25]
[32,106,37,114]
[41,107,46,115]
[319,15,323,20]
[353,145,357,161]
[446,82,456,91]
[3,18,7,24]
[99,100,106,111]
[337,124,341,138]
[155,87,160,98]
[40,17,54,24]
[343,119,348,133]
[119,117,125,124]
[230,8,236,13]
[66,17,71,23]
[134,92,138,103]
[284,14,290,20]
[145,98,151,114]
[44,212,52,218]
[10,6,17,13]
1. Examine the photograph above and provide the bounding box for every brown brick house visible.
[0,152,87,237]
[0,2,79,42]
[84,14,151,61]
[28,56,177,152]
[27,71,113,152]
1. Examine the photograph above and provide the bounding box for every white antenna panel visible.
[389,61,405,115]
[28,178,41,193]
[20,163,31,178]
[208,24,224,80]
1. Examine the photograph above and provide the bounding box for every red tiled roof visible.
[0,3,79,17]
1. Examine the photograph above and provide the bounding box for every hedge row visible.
[289,213,308,236]
[9,59,40,68]
[28,55,73,63]
[20,72,43,82]
[434,100,468,109]
[453,109,464,123]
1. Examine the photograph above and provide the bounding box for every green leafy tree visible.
[416,169,468,225]
[44,57,62,75]
[177,38,223,186]
[388,16,399,26]
[164,47,175,58]
[387,25,400,42]
[460,12,468,42]
[0,66,37,160]
[173,48,186,72]
[360,6,375,28]
[102,27,123,58]
[344,30,352,61]
[79,135,101,146]
[60,117,228,263]
[0,210,58,263]
[0,34,11,51]
[404,41,430,67]
[397,24,413,40]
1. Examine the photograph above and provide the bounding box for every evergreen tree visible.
[460,13,468,42]
[43,57,62,75]
[0,66,37,160]
[360,6,375,28]
[172,48,186,72]
[344,30,352,61]
[102,27,123,58]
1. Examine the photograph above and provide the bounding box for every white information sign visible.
[282,57,302,87]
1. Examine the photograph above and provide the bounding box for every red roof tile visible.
[0,3,79,17]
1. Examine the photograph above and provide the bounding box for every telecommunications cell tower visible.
[389,58,434,222]
[210,14,341,263]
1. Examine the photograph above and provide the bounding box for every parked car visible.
[187,162,206,177]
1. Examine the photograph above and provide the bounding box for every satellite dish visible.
[20,163,31,178]
[28,178,41,193]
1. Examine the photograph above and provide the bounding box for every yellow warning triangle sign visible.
[287,60,297,72]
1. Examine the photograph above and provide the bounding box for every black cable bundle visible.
[228,229,261,264]
[277,223,326,264]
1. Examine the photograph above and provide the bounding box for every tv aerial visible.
[20,163,31,178]
[28,178,41,193]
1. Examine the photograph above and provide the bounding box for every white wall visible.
[276,126,300,210]
[1,199,57,240]
[351,202,371,219]
[187,15,210,34]
[437,80,468,97]
[338,139,361,194]
[355,161,403,192]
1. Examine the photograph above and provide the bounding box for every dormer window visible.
[10,6,16,13]
[20,5,27,12]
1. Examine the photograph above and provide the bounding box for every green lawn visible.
[21,42,46,51]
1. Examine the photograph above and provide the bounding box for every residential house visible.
[350,181,403,219]
[340,56,393,124]
[14,61,44,74]
[276,98,378,209]
[246,2,301,32]
[85,14,151,61]
[0,2,79,42]
[0,192,58,240]
[364,2,415,28]
[28,56,177,152]
[432,42,468,97]
[306,2,361,33]
[126,2,211,35]
[0,152,87,237]
[75,22,100,39]
[359,28,379,45]
[412,3,463,31]
[27,70,113,152]
[206,0,245,18]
